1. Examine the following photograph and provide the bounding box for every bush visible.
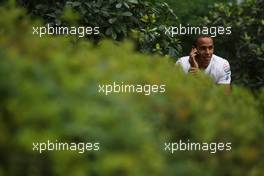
[0,5,264,176]
[202,0,264,91]
[17,0,182,58]
[160,0,230,24]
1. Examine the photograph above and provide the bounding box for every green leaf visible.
[105,27,113,35]
[72,1,81,7]
[46,13,56,18]
[116,3,122,8]
[122,12,133,16]
[108,18,117,24]
[111,32,117,39]
[127,0,138,4]
[124,2,130,8]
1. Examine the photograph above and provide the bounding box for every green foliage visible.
[202,0,264,90]
[158,0,231,24]
[1,5,264,176]
[17,0,182,58]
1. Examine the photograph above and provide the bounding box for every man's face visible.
[196,37,214,64]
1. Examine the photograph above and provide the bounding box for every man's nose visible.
[205,48,210,54]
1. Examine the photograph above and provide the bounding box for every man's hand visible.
[188,67,199,74]
[188,48,199,74]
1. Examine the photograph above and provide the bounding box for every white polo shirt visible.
[176,54,231,84]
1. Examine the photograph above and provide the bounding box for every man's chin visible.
[204,56,212,61]
[202,57,212,65]
[198,56,212,65]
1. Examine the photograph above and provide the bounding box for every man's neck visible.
[198,57,211,70]
[198,63,209,70]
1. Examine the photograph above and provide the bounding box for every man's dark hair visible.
[192,35,213,47]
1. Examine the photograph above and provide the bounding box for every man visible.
[176,35,231,92]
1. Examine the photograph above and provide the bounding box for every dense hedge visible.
[1,5,264,176]
[202,0,264,90]
[17,0,182,58]
[161,0,230,24]
[16,0,264,91]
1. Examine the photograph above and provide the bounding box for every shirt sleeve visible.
[175,57,189,73]
[217,61,231,84]
[176,58,181,65]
